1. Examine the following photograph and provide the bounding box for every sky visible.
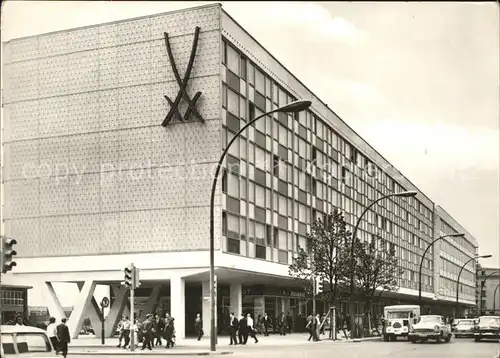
[1,1,499,304]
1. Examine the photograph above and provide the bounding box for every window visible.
[279,195,287,216]
[226,44,239,75]
[15,333,51,353]
[227,88,239,116]
[255,222,265,244]
[240,56,247,80]
[255,147,266,171]
[256,244,266,259]
[255,69,265,94]
[255,185,265,208]
[227,238,240,254]
[226,213,239,238]
[273,155,280,177]
[227,173,239,198]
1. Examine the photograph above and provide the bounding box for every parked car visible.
[1,324,56,356]
[454,319,476,338]
[408,315,452,344]
[474,316,500,342]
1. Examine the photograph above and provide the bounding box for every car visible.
[408,315,452,344]
[474,315,500,342]
[454,319,476,338]
[1,325,56,356]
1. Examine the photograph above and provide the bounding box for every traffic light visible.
[2,237,18,274]
[123,265,134,289]
[134,267,141,288]
[315,278,324,294]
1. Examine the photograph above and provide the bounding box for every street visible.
[67,339,500,357]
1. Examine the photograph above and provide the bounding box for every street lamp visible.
[349,190,417,338]
[418,233,465,304]
[208,99,311,351]
[455,254,492,317]
[479,270,500,315]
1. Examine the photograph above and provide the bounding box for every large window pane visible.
[278,125,287,146]
[279,229,287,249]
[255,69,265,94]
[255,147,266,171]
[228,173,239,198]
[227,44,239,74]
[227,214,239,237]
[255,222,266,244]
[279,195,287,216]
[255,185,265,208]
[227,88,239,115]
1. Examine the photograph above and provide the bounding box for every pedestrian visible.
[278,312,286,336]
[154,313,164,347]
[141,314,153,351]
[116,316,125,348]
[262,312,271,336]
[164,316,175,348]
[306,314,314,341]
[286,312,293,334]
[194,313,203,340]
[56,318,70,358]
[246,313,258,343]
[46,317,59,353]
[314,313,321,341]
[238,313,248,344]
[229,312,238,345]
[122,316,131,349]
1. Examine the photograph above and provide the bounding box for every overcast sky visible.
[2,1,499,274]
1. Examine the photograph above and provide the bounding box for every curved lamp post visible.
[209,99,311,351]
[418,233,465,304]
[479,270,500,315]
[455,254,492,317]
[349,190,417,338]
[493,283,500,313]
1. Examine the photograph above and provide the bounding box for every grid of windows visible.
[220,38,436,291]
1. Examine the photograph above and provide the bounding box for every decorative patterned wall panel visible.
[115,18,151,46]
[5,218,41,257]
[5,100,40,141]
[150,83,169,126]
[100,170,120,213]
[150,208,184,250]
[67,50,99,94]
[69,173,100,215]
[98,88,119,131]
[69,214,101,254]
[100,131,119,170]
[38,136,69,177]
[38,96,69,138]
[117,42,152,88]
[67,27,99,53]
[151,123,185,165]
[38,55,68,98]
[7,60,39,102]
[100,213,121,253]
[118,85,152,129]
[119,127,152,169]
[39,176,69,217]
[150,6,220,40]
[150,166,187,209]
[67,92,100,135]
[98,46,119,89]
[120,210,151,252]
[39,216,70,256]
[69,133,100,174]
[98,23,118,49]
[118,168,153,211]
[8,37,39,63]
[4,180,40,219]
[3,140,39,181]
[38,31,70,58]
[183,119,220,162]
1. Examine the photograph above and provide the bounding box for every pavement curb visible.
[69,350,233,356]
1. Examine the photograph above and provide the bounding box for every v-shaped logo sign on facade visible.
[162,26,205,126]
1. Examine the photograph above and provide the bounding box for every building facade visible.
[1,3,480,339]
[477,267,500,316]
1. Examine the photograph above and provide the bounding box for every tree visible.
[289,209,352,306]
[353,233,404,332]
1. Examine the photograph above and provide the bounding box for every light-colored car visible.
[474,315,500,342]
[454,319,476,338]
[1,325,56,356]
[408,315,452,344]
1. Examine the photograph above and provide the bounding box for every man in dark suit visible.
[229,313,238,345]
[56,317,70,358]
[238,313,248,344]
[141,314,154,350]
[286,312,293,334]
[262,313,271,336]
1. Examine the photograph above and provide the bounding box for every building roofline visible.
[3,2,222,43]
[435,204,479,246]
[220,6,435,205]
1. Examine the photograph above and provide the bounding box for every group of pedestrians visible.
[258,312,294,336]
[116,312,176,350]
[46,317,71,357]
[228,312,259,344]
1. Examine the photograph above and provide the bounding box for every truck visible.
[383,305,420,341]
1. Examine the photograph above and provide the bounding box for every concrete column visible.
[77,282,104,338]
[104,286,128,338]
[170,277,186,339]
[68,280,97,339]
[229,283,242,316]
[42,282,66,321]
[202,280,214,335]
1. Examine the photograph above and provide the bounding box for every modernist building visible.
[477,267,500,316]
[1,3,481,339]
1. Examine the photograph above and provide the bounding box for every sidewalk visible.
[69,333,381,355]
